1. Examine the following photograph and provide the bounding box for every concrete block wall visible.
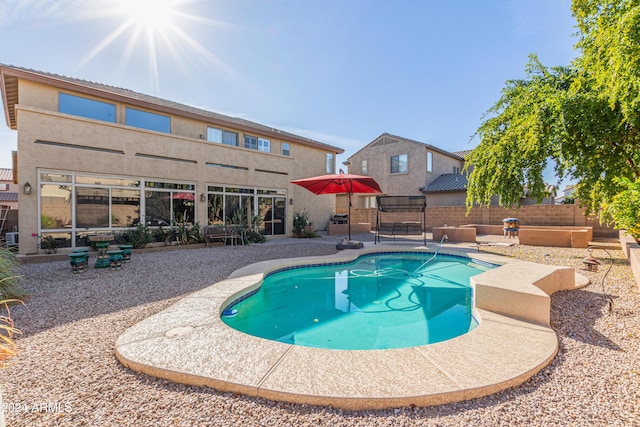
[346,204,617,237]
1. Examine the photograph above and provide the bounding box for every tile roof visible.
[0,192,17,202]
[452,149,473,159]
[421,173,468,193]
[0,168,12,181]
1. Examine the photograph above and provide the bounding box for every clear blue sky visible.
[0,0,577,188]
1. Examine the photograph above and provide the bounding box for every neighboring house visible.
[0,167,18,210]
[0,64,343,254]
[346,133,465,208]
[347,133,555,207]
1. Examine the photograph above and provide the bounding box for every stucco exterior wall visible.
[12,78,338,253]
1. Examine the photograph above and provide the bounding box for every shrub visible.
[602,177,640,242]
[0,249,26,301]
[292,211,311,237]
[123,224,154,248]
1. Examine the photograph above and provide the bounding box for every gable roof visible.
[421,173,468,193]
[0,64,343,154]
[347,133,464,162]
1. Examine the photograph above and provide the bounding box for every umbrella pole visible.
[348,192,352,240]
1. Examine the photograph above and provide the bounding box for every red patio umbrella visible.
[291,171,382,240]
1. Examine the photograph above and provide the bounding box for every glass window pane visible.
[172,192,195,224]
[59,93,116,123]
[208,193,224,225]
[76,187,109,228]
[40,172,72,183]
[244,136,258,150]
[145,191,172,226]
[207,127,223,143]
[111,189,140,227]
[326,153,334,173]
[361,160,368,175]
[222,131,237,146]
[391,154,408,173]
[125,107,170,133]
[427,152,433,172]
[76,175,140,187]
[282,143,290,156]
[40,184,72,229]
[224,195,240,225]
[258,138,270,152]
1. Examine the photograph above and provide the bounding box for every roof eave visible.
[0,65,343,153]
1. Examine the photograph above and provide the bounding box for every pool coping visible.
[115,243,589,410]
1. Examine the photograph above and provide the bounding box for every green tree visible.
[465,0,640,221]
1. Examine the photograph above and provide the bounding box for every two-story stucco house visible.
[0,64,343,254]
[346,133,556,208]
[346,133,466,207]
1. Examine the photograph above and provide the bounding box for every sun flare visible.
[116,0,178,33]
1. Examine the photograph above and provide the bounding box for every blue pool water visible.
[221,252,494,350]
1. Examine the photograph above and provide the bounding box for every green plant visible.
[123,224,154,248]
[229,209,265,244]
[0,250,27,301]
[602,177,640,242]
[244,230,266,244]
[292,211,311,237]
[40,235,58,254]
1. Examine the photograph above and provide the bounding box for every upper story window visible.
[207,126,238,146]
[453,166,460,174]
[391,154,408,174]
[244,135,270,152]
[326,153,335,173]
[125,107,170,133]
[427,151,433,172]
[258,138,270,152]
[59,93,116,123]
[282,143,290,156]
[361,160,368,175]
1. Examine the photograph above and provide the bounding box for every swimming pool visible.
[222,252,494,350]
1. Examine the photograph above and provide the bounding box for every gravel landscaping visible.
[4,235,639,426]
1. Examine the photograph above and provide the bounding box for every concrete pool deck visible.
[115,243,590,410]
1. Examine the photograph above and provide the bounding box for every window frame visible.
[59,93,116,123]
[390,154,408,174]
[207,126,238,146]
[326,153,335,174]
[125,107,171,133]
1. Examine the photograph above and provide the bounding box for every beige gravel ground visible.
[3,234,640,426]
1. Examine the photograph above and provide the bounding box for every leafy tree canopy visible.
[465,0,640,220]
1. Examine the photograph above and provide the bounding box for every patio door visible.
[258,196,286,235]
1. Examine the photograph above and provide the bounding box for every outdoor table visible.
[68,252,88,273]
[117,244,133,263]
[107,249,124,270]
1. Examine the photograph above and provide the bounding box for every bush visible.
[0,249,26,301]
[292,211,311,237]
[123,224,154,248]
[602,178,640,242]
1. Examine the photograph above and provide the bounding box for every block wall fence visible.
[343,204,618,237]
